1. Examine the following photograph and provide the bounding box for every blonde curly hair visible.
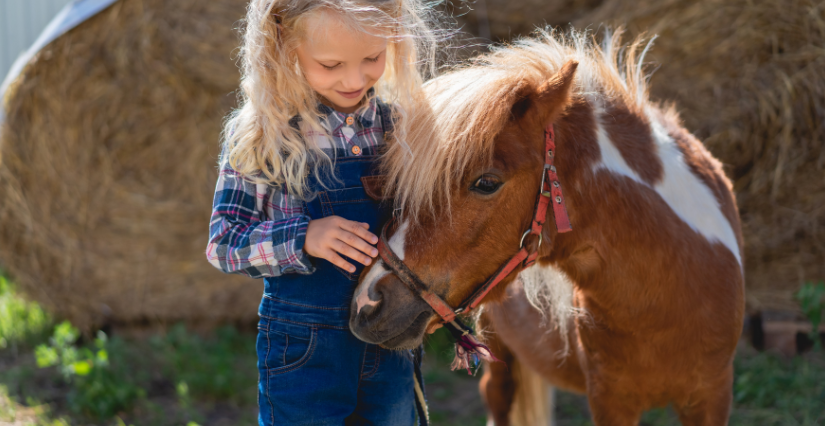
[223,0,438,199]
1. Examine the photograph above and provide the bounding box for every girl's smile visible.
[337,88,365,99]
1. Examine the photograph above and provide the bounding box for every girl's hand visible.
[304,216,379,273]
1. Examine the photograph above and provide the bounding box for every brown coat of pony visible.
[349,29,744,425]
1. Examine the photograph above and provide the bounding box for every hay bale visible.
[0,0,254,331]
[447,0,602,41]
[572,0,825,312]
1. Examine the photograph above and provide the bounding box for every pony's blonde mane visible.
[382,28,654,220]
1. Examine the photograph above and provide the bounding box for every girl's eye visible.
[365,55,381,63]
[321,63,340,70]
[471,175,502,195]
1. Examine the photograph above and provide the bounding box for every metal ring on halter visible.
[520,229,543,249]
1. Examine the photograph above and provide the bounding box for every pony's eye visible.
[471,175,502,194]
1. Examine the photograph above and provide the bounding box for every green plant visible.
[795,281,825,350]
[732,349,825,425]
[35,322,145,419]
[152,323,257,405]
[0,275,52,350]
[114,418,135,426]
[2,318,261,425]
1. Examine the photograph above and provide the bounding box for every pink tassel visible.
[450,332,500,375]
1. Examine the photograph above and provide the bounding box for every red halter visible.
[377,124,572,324]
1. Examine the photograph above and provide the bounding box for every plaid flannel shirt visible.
[206,94,392,278]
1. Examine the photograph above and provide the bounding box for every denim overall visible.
[256,147,416,426]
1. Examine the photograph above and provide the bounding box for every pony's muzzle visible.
[349,270,433,350]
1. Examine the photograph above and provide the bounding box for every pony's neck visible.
[547,95,656,306]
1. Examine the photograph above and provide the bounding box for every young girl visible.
[206,0,437,424]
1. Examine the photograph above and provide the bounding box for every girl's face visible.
[296,11,389,114]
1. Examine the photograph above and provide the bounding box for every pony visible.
[349,29,745,425]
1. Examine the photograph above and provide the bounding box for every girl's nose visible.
[342,68,366,91]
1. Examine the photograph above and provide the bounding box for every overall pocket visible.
[256,318,316,375]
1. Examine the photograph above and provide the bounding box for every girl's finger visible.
[336,229,379,258]
[324,249,355,273]
[340,219,378,245]
[331,240,372,266]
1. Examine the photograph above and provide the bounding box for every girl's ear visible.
[533,60,579,127]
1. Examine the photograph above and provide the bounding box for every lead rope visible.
[445,318,500,375]
[411,322,495,426]
[412,345,429,426]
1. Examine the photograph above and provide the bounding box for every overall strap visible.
[377,100,395,141]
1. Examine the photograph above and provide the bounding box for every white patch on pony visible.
[590,107,742,265]
[353,220,410,315]
[593,119,645,182]
[355,263,387,314]
[519,263,576,355]
[647,116,742,266]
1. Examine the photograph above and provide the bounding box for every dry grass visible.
[0,0,255,331]
[446,0,602,41]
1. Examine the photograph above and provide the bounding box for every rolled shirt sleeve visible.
[206,151,315,278]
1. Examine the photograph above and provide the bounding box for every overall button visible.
[345,116,355,126]
[351,145,362,155]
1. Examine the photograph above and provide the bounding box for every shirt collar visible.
[317,87,380,130]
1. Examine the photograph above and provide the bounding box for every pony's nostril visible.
[358,302,378,318]
[355,287,382,316]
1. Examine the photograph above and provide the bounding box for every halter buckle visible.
[539,163,552,197]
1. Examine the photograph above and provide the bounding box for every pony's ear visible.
[534,60,579,126]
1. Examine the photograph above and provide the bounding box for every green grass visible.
[730,346,825,425]
[0,274,258,425]
[1,321,259,426]
[1,274,824,425]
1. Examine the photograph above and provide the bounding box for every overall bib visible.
[256,149,416,426]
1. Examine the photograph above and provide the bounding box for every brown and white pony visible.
[349,30,745,425]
